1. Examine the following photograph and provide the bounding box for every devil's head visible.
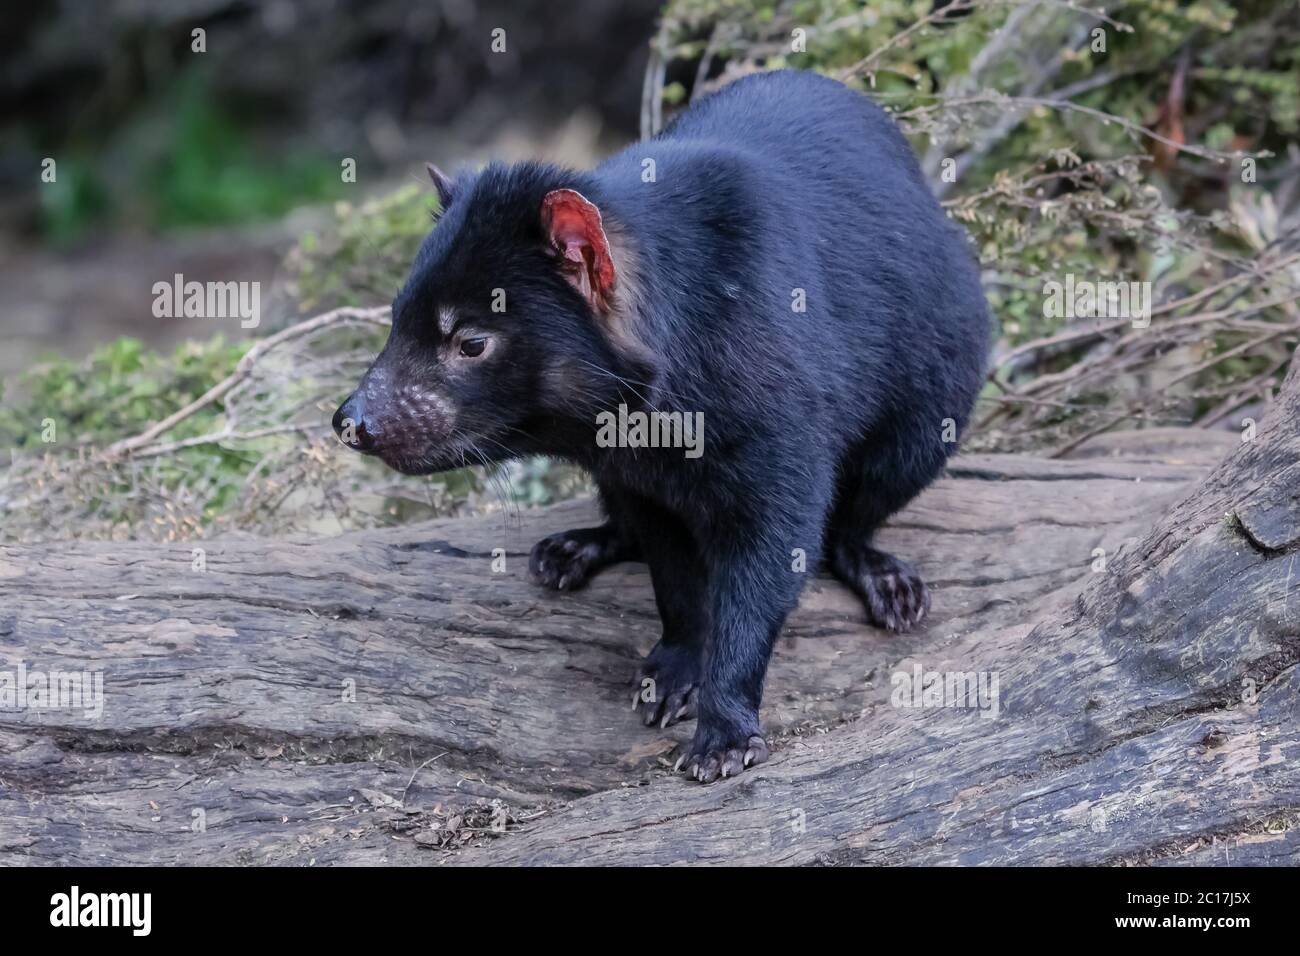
[332,162,650,474]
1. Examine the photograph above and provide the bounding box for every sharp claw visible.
[743,748,754,767]
[674,754,686,771]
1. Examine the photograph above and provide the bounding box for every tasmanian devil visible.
[333,69,990,783]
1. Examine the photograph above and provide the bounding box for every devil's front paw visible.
[675,717,769,783]
[632,641,701,729]
[831,544,931,633]
[529,526,616,591]
[859,555,930,633]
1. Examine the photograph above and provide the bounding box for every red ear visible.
[541,189,617,311]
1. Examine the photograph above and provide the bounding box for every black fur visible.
[334,70,990,783]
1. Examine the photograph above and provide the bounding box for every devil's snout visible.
[332,362,458,473]
[332,394,378,454]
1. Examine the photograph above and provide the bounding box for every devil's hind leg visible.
[827,428,945,632]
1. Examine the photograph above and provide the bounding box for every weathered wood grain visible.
[1,399,1295,865]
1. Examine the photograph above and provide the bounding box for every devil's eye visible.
[459,337,487,358]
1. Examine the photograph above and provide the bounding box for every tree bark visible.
[1,371,1296,864]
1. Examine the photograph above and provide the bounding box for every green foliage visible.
[287,185,440,312]
[2,336,247,452]
[38,160,112,245]
[1,335,256,536]
[145,73,343,230]
[40,70,343,242]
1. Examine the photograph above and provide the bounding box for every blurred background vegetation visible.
[2,0,1297,542]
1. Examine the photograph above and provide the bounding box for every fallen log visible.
[1,367,1296,864]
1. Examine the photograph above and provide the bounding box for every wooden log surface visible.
[2,419,1298,866]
